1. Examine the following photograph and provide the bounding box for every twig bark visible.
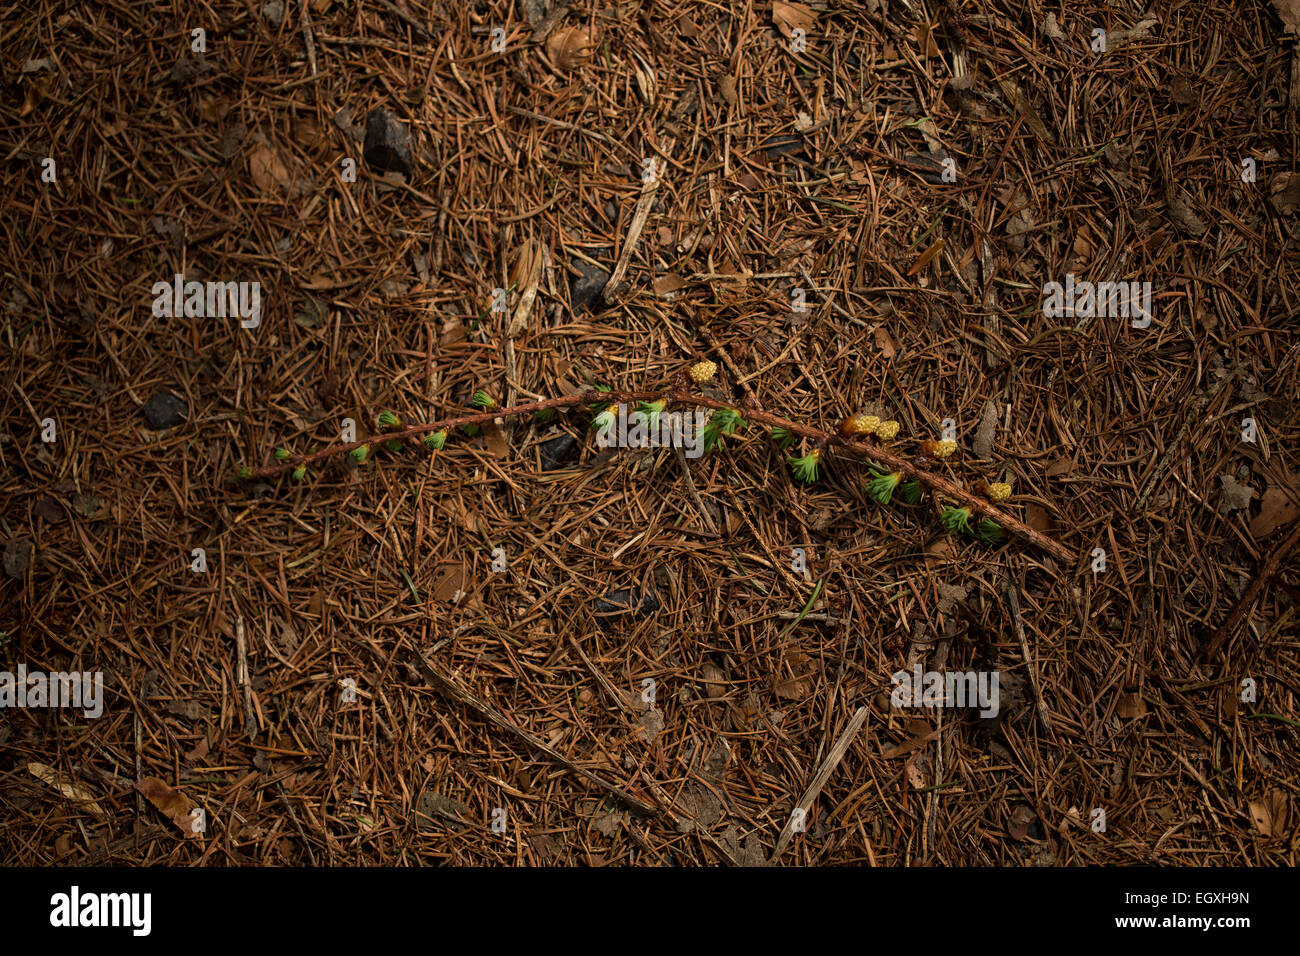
[243,387,1077,563]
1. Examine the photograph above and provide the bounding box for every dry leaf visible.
[249,143,292,193]
[301,273,339,290]
[1269,171,1300,215]
[914,22,941,58]
[547,26,595,69]
[484,418,510,457]
[1025,503,1055,534]
[1249,484,1300,537]
[881,727,941,759]
[718,74,737,107]
[1166,188,1207,236]
[27,762,107,818]
[509,238,542,290]
[874,324,897,358]
[1219,474,1255,512]
[1271,0,1300,35]
[1046,456,1075,477]
[1117,690,1147,718]
[135,776,203,837]
[19,82,43,117]
[973,400,999,459]
[904,754,928,788]
[772,1,815,39]
[432,564,467,603]
[653,274,687,296]
[1248,790,1289,838]
[507,239,544,336]
[908,239,944,276]
[996,79,1054,143]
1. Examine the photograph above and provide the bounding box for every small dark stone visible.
[538,433,579,471]
[143,392,188,430]
[569,258,610,314]
[363,108,414,178]
[4,539,33,580]
[593,588,660,627]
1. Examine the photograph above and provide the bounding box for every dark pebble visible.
[143,392,188,430]
[363,108,414,178]
[538,433,579,471]
[569,258,609,314]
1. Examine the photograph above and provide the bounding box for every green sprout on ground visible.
[234,360,1073,564]
[940,505,972,536]
[770,426,797,449]
[637,398,668,429]
[592,407,616,439]
[900,479,923,504]
[704,407,746,451]
[867,467,901,504]
[788,449,821,484]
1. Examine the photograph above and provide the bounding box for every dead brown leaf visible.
[1025,503,1055,534]
[28,762,107,818]
[547,26,595,70]
[1269,171,1300,215]
[484,418,511,457]
[1248,789,1289,838]
[249,143,292,193]
[904,753,928,788]
[772,1,816,39]
[653,274,688,297]
[135,776,203,837]
[908,238,944,276]
[881,727,941,759]
[1271,0,1300,35]
[874,324,897,358]
[1250,484,1300,538]
[432,564,467,603]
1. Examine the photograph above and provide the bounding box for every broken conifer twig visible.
[241,368,1076,564]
